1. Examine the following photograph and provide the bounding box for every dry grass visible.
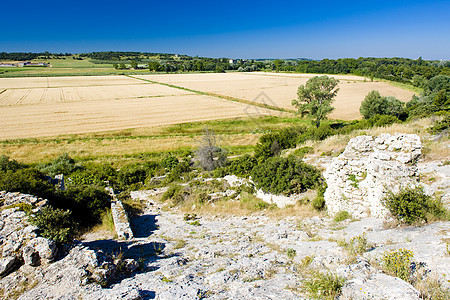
[0,133,260,164]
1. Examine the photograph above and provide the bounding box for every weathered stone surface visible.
[25,237,57,265]
[111,200,134,240]
[324,133,422,218]
[0,256,16,277]
[22,245,40,266]
[341,273,420,300]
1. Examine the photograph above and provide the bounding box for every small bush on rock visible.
[304,271,345,299]
[30,206,75,244]
[382,248,414,282]
[383,186,448,225]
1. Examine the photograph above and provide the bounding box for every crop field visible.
[134,72,416,120]
[0,72,417,140]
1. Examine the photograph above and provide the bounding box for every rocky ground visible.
[1,133,449,299]
[66,199,448,300]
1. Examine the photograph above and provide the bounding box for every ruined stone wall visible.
[324,133,422,218]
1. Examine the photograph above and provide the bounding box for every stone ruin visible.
[324,133,422,219]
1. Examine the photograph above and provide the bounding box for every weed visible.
[189,220,201,226]
[381,248,414,282]
[174,239,186,249]
[348,174,359,188]
[333,210,351,222]
[303,271,345,299]
[286,248,297,259]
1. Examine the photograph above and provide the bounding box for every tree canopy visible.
[292,76,339,128]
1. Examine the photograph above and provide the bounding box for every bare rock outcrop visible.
[324,133,422,218]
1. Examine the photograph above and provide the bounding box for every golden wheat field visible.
[134,72,416,120]
[0,72,416,139]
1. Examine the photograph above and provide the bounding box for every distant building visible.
[17,61,48,67]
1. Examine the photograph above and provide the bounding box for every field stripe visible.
[128,75,295,114]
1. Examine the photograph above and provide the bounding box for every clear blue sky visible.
[2,0,449,60]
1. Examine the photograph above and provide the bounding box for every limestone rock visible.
[0,256,17,277]
[324,133,422,218]
[25,237,57,265]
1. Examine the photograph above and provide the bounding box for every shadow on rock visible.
[83,239,166,261]
[130,214,158,238]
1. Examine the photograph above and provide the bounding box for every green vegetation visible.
[30,206,75,244]
[360,90,406,120]
[333,211,351,222]
[381,248,414,282]
[303,271,345,299]
[382,186,448,225]
[251,156,322,195]
[292,76,340,128]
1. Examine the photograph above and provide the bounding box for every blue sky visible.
[2,0,449,59]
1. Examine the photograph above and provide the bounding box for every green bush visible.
[382,248,414,282]
[333,211,351,222]
[251,156,321,195]
[117,161,161,188]
[304,271,345,299]
[58,185,110,226]
[166,160,191,182]
[0,168,54,199]
[254,126,307,160]
[360,90,406,119]
[0,155,26,172]
[228,154,257,176]
[38,153,80,176]
[382,186,447,225]
[292,146,314,158]
[30,206,75,244]
[312,183,327,211]
[161,156,179,170]
[429,115,450,133]
[161,183,182,201]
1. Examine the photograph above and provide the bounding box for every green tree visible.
[292,76,339,128]
[360,90,405,119]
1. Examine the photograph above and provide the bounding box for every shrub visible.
[38,153,80,176]
[333,211,351,222]
[229,154,257,176]
[58,185,110,226]
[286,248,297,259]
[382,186,447,225]
[312,182,327,211]
[0,168,54,199]
[30,206,75,244]
[429,114,450,133]
[161,184,182,201]
[0,155,26,172]
[292,146,314,158]
[304,271,345,299]
[161,156,179,170]
[254,126,307,160]
[251,156,322,195]
[360,90,406,119]
[166,160,191,182]
[195,129,227,171]
[117,161,161,188]
[382,248,414,282]
[312,196,325,211]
